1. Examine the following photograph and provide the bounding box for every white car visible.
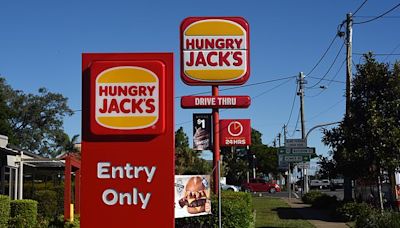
[221,183,240,192]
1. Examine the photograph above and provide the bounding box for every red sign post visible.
[180,17,250,194]
[81,53,174,227]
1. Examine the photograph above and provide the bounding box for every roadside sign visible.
[82,53,174,227]
[193,113,212,150]
[283,155,310,162]
[220,119,251,146]
[278,147,291,154]
[292,147,315,154]
[297,162,310,169]
[180,17,250,86]
[285,138,307,148]
[181,95,251,109]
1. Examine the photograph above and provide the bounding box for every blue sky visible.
[1,0,399,173]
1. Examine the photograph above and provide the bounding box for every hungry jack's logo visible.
[181,17,250,85]
[95,66,159,130]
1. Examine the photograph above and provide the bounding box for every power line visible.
[175,78,295,127]
[353,0,368,16]
[354,3,400,24]
[307,76,345,84]
[285,82,298,127]
[288,110,300,137]
[384,42,400,62]
[174,75,297,99]
[308,98,345,122]
[353,52,400,56]
[306,34,339,76]
[306,58,346,98]
[307,41,345,89]
[354,15,400,18]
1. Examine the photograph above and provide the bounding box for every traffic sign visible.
[278,147,290,154]
[297,162,310,169]
[292,147,315,154]
[285,138,307,148]
[282,154,310,162]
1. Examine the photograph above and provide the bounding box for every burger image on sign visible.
[181,17,250,86]
[178,176,211,215]
[90,61,165,136]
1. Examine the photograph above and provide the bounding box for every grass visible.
[253,197,315,228]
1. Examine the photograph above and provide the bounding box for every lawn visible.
[253,197,315,228]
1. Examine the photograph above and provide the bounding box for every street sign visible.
[282,155,310,162]
[220,119,251,146]
[285,138,307,148]
[180,17,250,86]
[278,147,291,154]
[292,147,315,154]
[82,53,174,227]
[297,162,310,169]
[181,95,251,109]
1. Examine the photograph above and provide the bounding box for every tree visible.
[317,155,337,180]
[323,54,400,204]
[174,127,211,175]
[0,78,73,157]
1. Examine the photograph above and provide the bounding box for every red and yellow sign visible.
[89,60,165,135]
[220,119,251,146]
[82,53,174,227]
[181,17,250,85]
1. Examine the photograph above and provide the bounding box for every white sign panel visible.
[175,175,211,218]
[285,138,307,148]
[284,156,303,162]
[297,162,310,169]
[292,148,314,154]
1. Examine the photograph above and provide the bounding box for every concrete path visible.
[283,198,348,228]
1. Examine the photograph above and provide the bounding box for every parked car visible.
[221,183,240,192]
[309,179,331,189]
[241,178,281,193]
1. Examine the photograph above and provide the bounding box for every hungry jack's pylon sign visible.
[181,17,250,85]
[81,53,174,227]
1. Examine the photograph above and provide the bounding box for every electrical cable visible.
[306,58,346,98]
[354,3,400,24]
[285,82,298,128]
[308,98,345,122]
[174,75,297,99]
[353,0,368,16]
[288,110,300,137]
[306,77,345,84]
[384,42,400,62]
[306,34,339,76]
[353,53,400,56]
[306,41,345,89]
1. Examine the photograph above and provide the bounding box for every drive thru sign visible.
[81,53,174,227]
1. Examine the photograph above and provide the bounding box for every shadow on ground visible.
[272,205,341,223]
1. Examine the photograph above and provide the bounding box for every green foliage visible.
[0,195,10,227]
[337,202,374,222]
[10,199,38,228]
[0,77,73,157]
[323,55,400,179]
[317,155,337,179]
[311,194,338,209]
[301,191,324,204]
[175,127,212,175]
[33,190,58,219]
[355,210,400,228]
[175,192,253,228]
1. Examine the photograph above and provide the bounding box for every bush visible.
[9,199,38,228]
[311,194,338,209]
[33,190,58,219]
[175,191,253,228]
[337,202,374,222]
[0,195,10,227]
[355,210,400,228]
[301,191,324,204]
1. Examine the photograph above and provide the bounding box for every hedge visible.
[9,199,38,228]
[336,202,374,222]
[33,190,58,219]
[175,191,253,228]
[301,191,324,204]
[0,195,10,227]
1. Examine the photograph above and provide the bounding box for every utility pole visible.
[344,13,353,201]
[277,133,282,147]
[298,72,308,194]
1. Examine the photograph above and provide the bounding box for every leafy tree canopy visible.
[0,77,74,157]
